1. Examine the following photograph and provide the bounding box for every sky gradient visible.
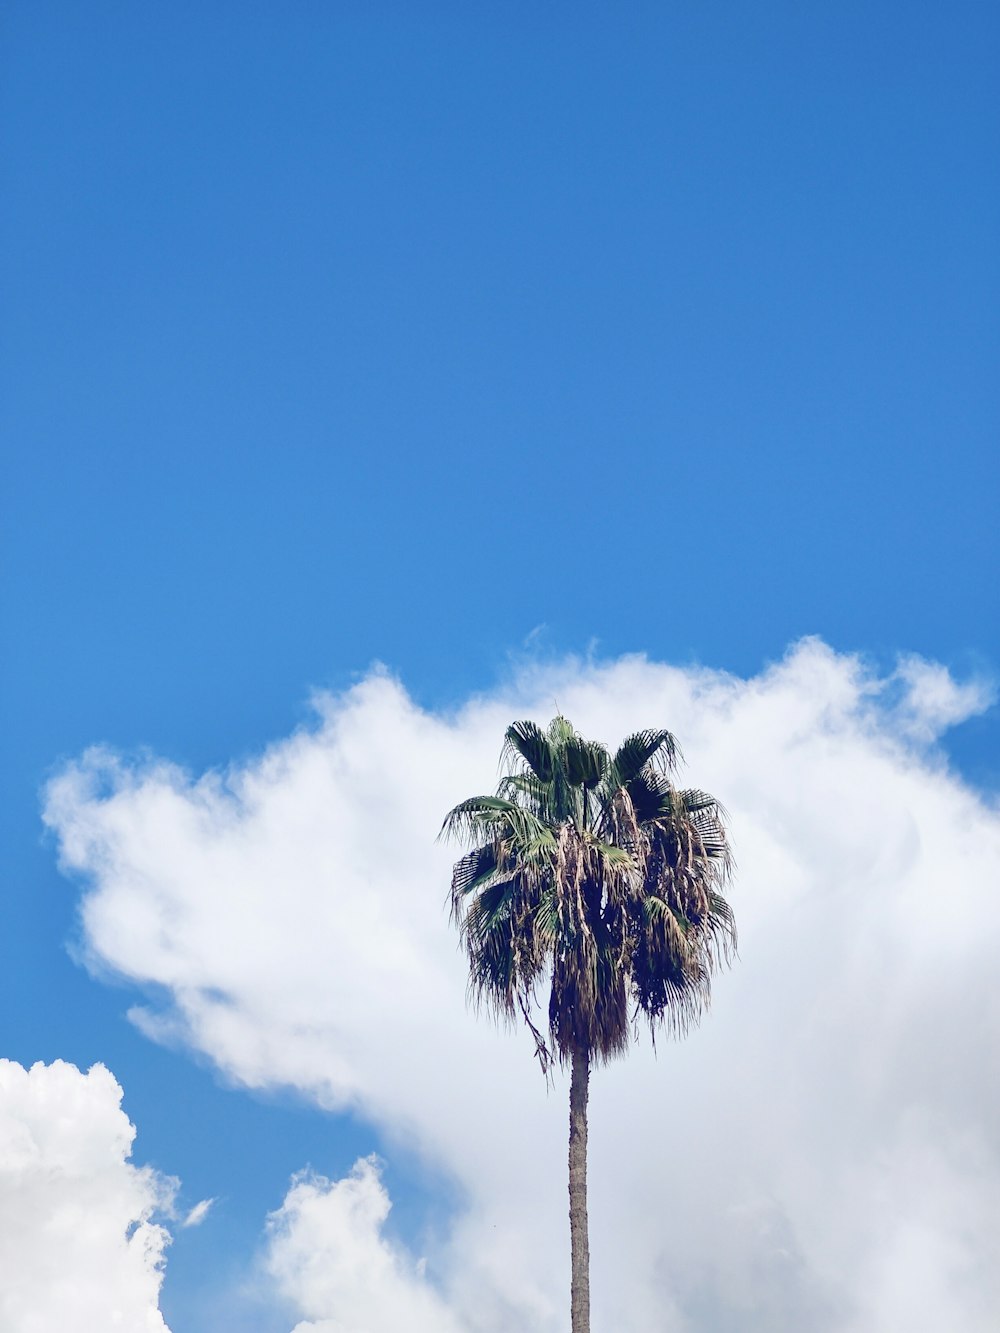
[2,4,998,1330]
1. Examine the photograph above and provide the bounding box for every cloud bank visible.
[0,1059,175,1333]
[44,640,1000,1331]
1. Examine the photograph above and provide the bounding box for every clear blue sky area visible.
[2,4,997,1329]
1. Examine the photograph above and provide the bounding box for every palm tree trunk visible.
[569,1045,591,1333]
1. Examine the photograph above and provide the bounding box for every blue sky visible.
[2,5,998,1331]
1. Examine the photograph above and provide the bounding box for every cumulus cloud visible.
[43,639,1000,1331]
[264,1156,465,1333]
[0,1059,175,1333]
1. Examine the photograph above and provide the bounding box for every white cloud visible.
[891,653,995,742]
[264,1156,464,1333]
[182,1197,215,1228]
[0,1059,175,1333]
[44,639,1000,1331]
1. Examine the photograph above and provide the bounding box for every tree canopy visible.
[442,715,736,1073]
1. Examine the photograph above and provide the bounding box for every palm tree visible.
[441,716,735,1333]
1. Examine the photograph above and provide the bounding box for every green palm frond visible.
[439,793,517,839]
[546,714,578,749]
[463,878,516,944]
[678,787,727,816]
[589,839,633,867]
[533,889,560,943]
[450,844,500,898]
[609,729,680,786]
[496,771,558,825]
[440,795,556,857]
[563,736,608,789]
[502,720,555,782]
[603,768,671,828]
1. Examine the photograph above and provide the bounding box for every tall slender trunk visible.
[569,1046,591,1333]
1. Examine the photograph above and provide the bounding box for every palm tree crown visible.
[442,715,736,1070]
